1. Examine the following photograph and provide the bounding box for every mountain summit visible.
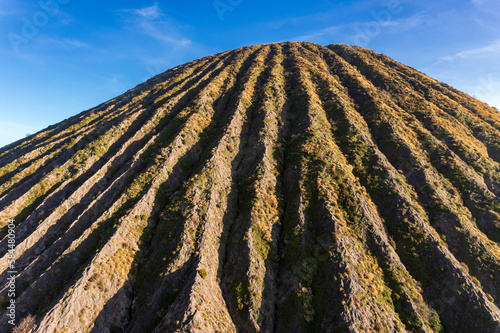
[1,42,500,332]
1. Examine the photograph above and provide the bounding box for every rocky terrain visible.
[1,42,500,332]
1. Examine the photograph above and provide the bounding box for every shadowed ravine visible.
[1,42,500,332]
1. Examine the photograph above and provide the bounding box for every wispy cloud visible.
[0,9,18,17]
[138,22,191,46]
[291,26,343,43]
[291,12,431,45]
[124,2,162,20]
[440,39,500,61]
[378,13,431,31]
[54,38,90,48]
[29,36,92,52]
[118,3,192,47]
[63,39,90,48]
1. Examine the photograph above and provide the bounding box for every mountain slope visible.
[1,42,500,332]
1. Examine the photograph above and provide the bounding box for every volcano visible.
[1,42,500,332]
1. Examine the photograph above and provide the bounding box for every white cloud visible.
[456,39,500,58]
[0,9,17,17]
[440,39,500,61]
[118,3,191,47]
[138,22,191,46]
[291,26,342,43]
[63,39,90,48]
[291,12,431,46]
[379,13,430,30]
[122,2,163,20]
[439,55,455,62]
[33,37,91,50]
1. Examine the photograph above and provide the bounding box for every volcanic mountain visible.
[1,42,500,333]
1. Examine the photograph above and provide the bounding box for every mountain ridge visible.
[0,42,500,332]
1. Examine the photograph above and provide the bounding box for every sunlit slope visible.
[1,42,499,332]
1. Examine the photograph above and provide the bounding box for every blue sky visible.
[0,0,499,147]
